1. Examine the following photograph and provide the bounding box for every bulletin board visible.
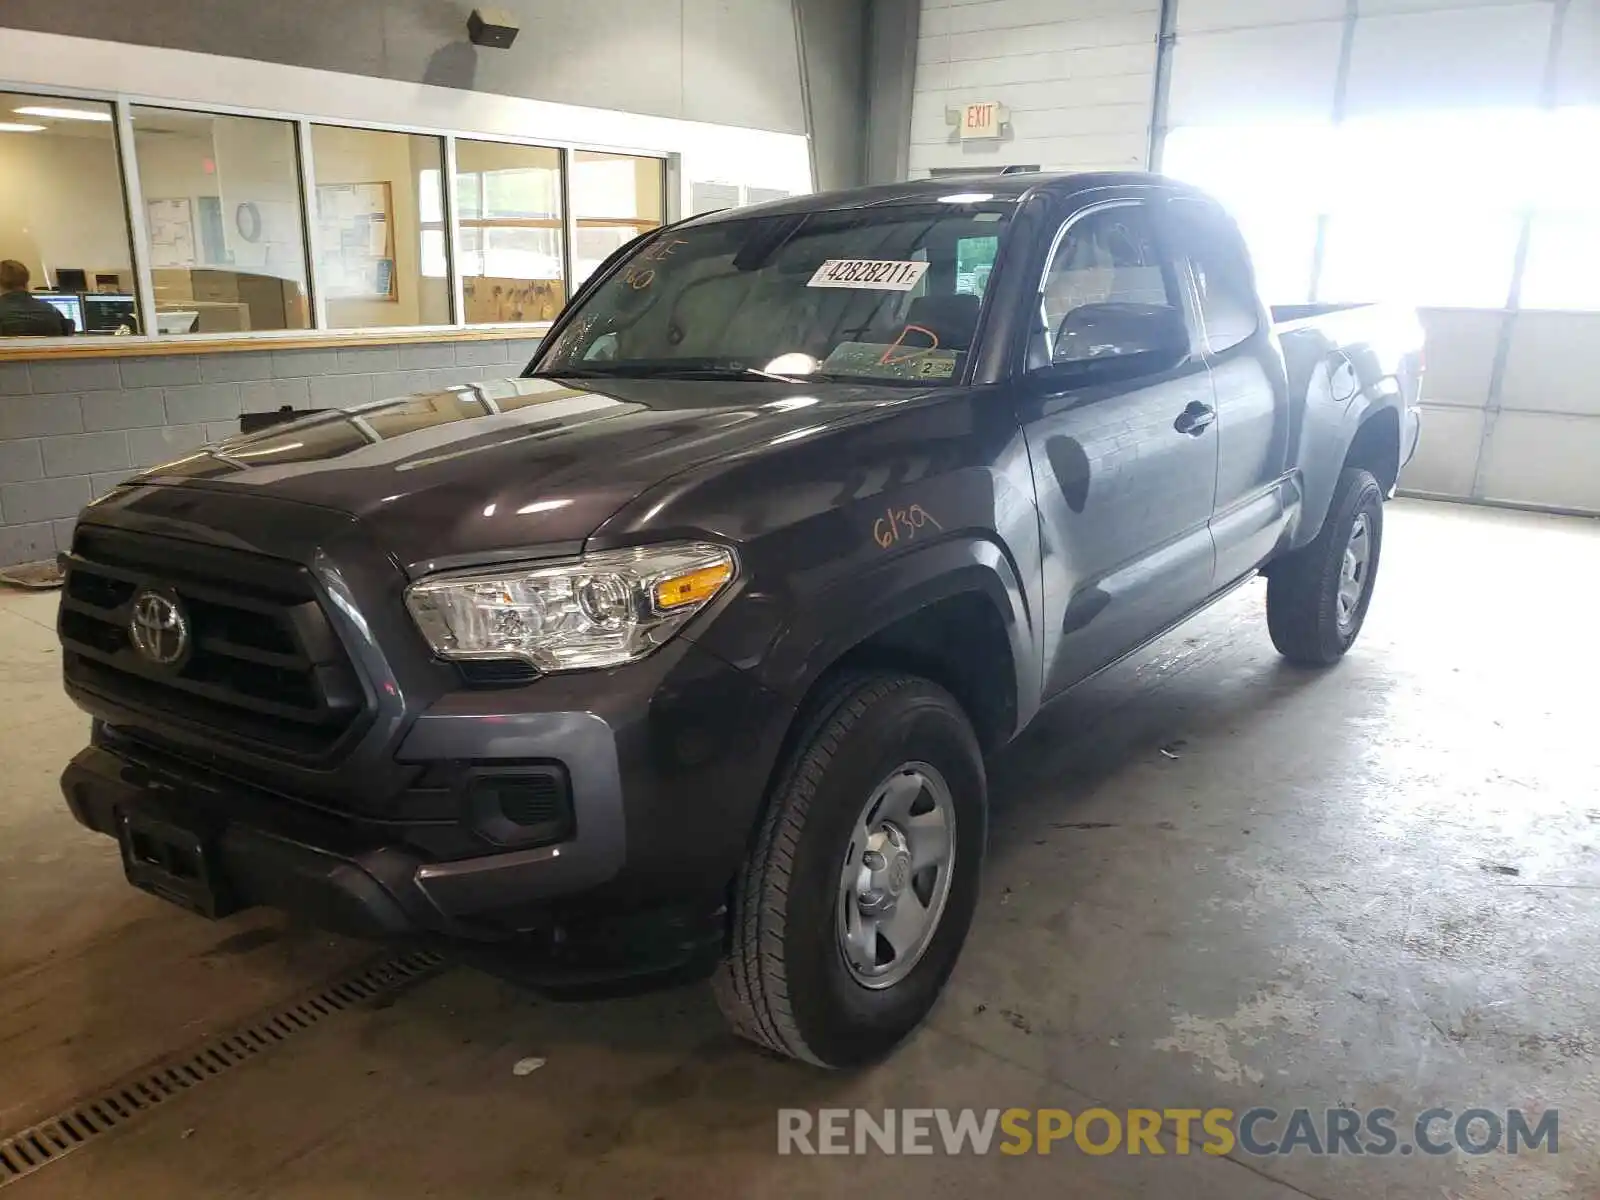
[315,182,396,300]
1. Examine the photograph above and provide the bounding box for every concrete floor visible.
[2,497,1598,1199]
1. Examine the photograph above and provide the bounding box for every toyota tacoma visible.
[57,173,1424,1067]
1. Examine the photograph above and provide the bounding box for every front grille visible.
[60,527,367,758]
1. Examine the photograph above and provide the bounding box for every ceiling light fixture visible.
[14,106,111,122]
[0,122,46,134]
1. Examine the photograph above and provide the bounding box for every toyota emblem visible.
[129,589,190,666]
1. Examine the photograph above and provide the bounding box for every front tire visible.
[1267,467,1384,665]
[713,672,986,1068]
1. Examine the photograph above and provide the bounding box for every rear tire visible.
[713,672,986,1068]
[1267,467,1384,666]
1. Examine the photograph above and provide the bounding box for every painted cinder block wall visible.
[0,337,541,565]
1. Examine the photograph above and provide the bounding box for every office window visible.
[0,92,137,337]
[571,151,665,286]
[131,107,309,334]
[454,140,565,326]
[311,126,447,328]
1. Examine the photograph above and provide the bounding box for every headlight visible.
[405,542,736,672]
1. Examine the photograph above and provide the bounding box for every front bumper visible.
[62,634,791,958]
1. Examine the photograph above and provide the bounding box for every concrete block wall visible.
[0,337,542,566]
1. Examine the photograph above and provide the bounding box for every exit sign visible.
[947,101,1009,140]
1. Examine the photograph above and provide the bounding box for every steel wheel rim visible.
[836,761,958,990]
[1336,511,1373,629]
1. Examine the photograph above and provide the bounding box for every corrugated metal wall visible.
[909,0,1600,515]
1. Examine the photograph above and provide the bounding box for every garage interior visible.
[2,1,1599,1198]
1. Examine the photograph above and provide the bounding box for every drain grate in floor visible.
[0,949,444,1189]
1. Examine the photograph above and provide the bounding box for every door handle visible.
[1174,400,1216,436]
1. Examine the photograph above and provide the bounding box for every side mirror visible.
[1051,302,1188,374]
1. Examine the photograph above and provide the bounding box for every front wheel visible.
[1266,467,1384,665]
[713,673,986,1068]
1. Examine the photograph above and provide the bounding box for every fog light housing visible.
[466,766,574,848]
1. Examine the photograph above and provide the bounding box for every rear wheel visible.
[713,673,986,1067]
[1267,467,1384,665]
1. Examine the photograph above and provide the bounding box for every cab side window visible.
[1168,199,1260,354]
[1034,203,1176,367]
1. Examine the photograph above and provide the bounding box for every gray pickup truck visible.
[58,172,1423,1067]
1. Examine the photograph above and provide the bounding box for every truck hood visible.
[128,374,922,574]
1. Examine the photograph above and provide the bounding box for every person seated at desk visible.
[0,260,72,336]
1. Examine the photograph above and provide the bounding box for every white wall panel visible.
[1168,23,1344,124]
[1416,309,1506,408]
[1343,5,1554,113]
[1359,0,1548,12]
[944,43,1156,88]
[1499,313,1600,417]
[910,0,1157,176]
[945,0,1153,34]
[1478,412,1600,511]
[1399,406,1486,498]
[1178,0,1346,32]
[943,14,1160,61]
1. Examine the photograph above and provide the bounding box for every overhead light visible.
[938,192,995,204]
[14,105,111,122]
[0,122,45,134]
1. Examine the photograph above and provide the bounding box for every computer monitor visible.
[37,293,84,333]
[80,293,139,335]
[54,268,88,292]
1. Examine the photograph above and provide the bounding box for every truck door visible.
[1164,197,1295,586]
[1019,196,1220,698]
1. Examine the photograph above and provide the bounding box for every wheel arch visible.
[1292,395,1404,552]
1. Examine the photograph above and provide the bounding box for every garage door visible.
[1161,0,1600,514]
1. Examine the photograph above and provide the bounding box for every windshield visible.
[533,203,1014,386]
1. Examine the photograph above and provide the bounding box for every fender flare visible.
[752,533,1039,741]
[1295,390,1404,550]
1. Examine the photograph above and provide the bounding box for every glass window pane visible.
[311,125,448,328]
[0,92,137,338]
[1167,199,1260,353]
[421,228,448,279]
[456,140,564,326]
[955,235,999,297]
[1038,204,1172,364]
[131,106,309,334]
[1521,214,1600,311]
[574,223,650,287]
[538,204,1015,382]
[1318,211,1522,308]
[1230,209,1318,307]
[572,151,664,287]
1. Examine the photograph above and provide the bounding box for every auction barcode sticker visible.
[807,259,930,291]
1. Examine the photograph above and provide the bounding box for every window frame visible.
[0,81,673,354]
[1025,193,1194,377]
